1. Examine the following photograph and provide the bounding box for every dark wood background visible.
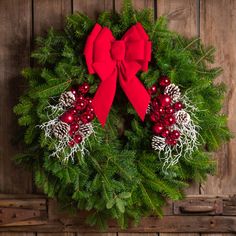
[0,0,236,235]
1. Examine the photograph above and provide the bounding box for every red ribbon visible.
[84,22,152,126]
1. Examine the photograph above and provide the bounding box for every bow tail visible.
[119,75,150,121]
[92,70,117,127]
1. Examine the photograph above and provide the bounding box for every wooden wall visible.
[0,0,236,235]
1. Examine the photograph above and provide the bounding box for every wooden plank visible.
[157,0,199,196]
[73,0,113,19]
[199,0,236,195]
[119,233,156,236]
[32,215,236,232]
[0,233,35,236]
[0,198,46,210]
[0,194,45,199]
[32,0,72,194]
[0,194,236,232]
[38,234,75,236]
[160,234,199,236]
[0,196,47,227]
[77,234,116,236]
[2,194,234,221]
[34,0,72,36]
[1,215,236,232]
[115,0,154,13]
[201,234,235,236]
[0,0,33,194]
[157,0,198,37]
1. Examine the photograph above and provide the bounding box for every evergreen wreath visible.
[14,0,231,230]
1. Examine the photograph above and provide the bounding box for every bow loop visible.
[84,22,152,126]
[125,40,145,61]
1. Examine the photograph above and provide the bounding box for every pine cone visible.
[52,121,70,139]
[79,123,93,137]
[175,110,190,125]
[164,84,181,102]
[59,91,76,108]
[151,136,166,151]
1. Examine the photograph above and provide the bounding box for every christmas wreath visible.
[14,0,231,229]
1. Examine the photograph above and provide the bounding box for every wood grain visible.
[77,234,116,236]
[157,0,198,38]
[156,0,199,196]
[157,0,199,233]
[38,233,75,236]
[32,0,72,194]
[0,0,33,194]
[73,0,113,19]
[201,234,235,236]
[34,0,72,36]
[1,194,236,232]
[0,198,46,210]
[2,215,236,232]
[160,234,198,236]
[199,0,236,195]
[119,233,156,236]
[115,0,153,13]
[0,233,34,236]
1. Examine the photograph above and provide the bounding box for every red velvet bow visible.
[84,22,152,126]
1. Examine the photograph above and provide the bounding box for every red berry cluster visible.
[59,83,95,147]
[148,76,184,146]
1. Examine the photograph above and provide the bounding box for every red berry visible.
[74,134,83,144]
[87,98,93,104]
[173,102,184,111]
[70,88,77,96]
[164,115,176,126]
[86,105,95,114]
[60,112,74,124]
[70,123,79,133]
[170,130,180,139]
[158,94,172,107]
[86,113,92,121]
[76,101,87,111]
[150,113,159,122]
[161,129,170,138]
[83,82,90,88]
[70,109,77,115]
[73,116,80,122]
[68,140,75,147]
[159,76,171,87]
[77,95,85,101]
[151,99,159,110]
[165,106,175,114]
[80,115,88,124]
[172,139,177,145]
[148,84,158,95]
[154,111,161,119]
[69,129,74,137]
[80,112,94,124]
[157,106,165,114]
[78,83,90,94]
[165,138,177,146]
[86,112,95,121]
[152,123,164,135]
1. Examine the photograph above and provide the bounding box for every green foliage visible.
[14,0,231,230]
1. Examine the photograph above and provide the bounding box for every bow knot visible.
[111,40,125,61]
[84,23,152,126]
